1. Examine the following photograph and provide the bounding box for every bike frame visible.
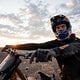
[0,51,26,80]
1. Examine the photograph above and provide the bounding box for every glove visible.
[1,45,10,52]
[1,45,16,54]
[30,49,57,63]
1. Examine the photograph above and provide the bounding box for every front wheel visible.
[10,71,17,80]
[10,68,26,80]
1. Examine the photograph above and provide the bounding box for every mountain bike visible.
[0,47,56,80]
[0,47,33,80]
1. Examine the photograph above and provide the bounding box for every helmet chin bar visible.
[55,30,72,41]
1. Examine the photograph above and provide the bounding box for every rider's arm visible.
[5,40,58,50]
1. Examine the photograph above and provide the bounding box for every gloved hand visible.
[1,45,10,52]
[30,49,57,63]
[1,45,15,53]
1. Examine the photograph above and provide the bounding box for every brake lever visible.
[24,52,32,59]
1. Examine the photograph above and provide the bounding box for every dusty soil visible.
[0,49,61,80]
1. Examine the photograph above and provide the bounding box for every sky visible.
[0,0,80,47]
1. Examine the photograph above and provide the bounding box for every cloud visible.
[18,0,51,39]
[0,13,23,24]
[59,0,80,16]
[61,0,77,8]
[0,0,51,41]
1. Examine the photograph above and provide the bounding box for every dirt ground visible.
[0,49,61,80]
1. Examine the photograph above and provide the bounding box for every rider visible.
[4,15,80,80]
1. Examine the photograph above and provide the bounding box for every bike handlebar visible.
[1,47,50,59]
[1,47,34,59]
